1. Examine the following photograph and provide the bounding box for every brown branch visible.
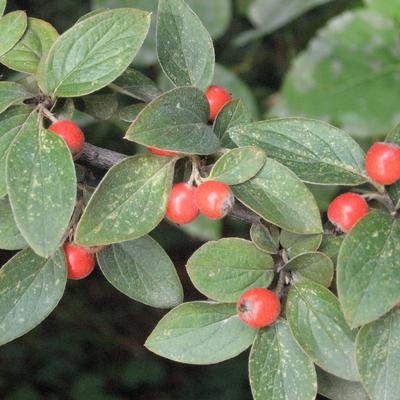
[78,143,263,224]
[79,142,128,170]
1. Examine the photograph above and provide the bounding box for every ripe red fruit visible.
[237,288,281,328]
[166,183,199,224]
[48,120,85,153]
[148,147,177,157]
[195,180,234,219]
[327,192,368,232]
[64,243,96,280]
[365,142,400,185]
[205,85,232,121]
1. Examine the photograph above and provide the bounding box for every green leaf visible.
[157,0,215,90]
[229,118,367,185]
[365,0,400,20]
[280,229,322,258]
[177,213,222,241]
[125,87,220,155]
[209,146,266,185]
[213,63,258,119]
[249,319,317,400]
[232,158,322,234]
[0,248,67,346]
[75,155,176,246]
[110,68,161,102]
[0,197,27,250]
[213,99,251,148]
[186,238,274,302]
[0,82,32,114]
[77,88,118,120]
[318,234,344,264]
[337,210,400,328]
[186,0,232,40]
[6,113,76,257]
[284,252,334,287]
[119,104,145,123]
[248,0,333,35]
[145,301,257,364]
[37,8,151,97]
[317,368,370,400]
[0,0,6,17]
[0,17,58,74]
[250,222,280,254]
[97,236,183,308]
[0,11,27,57]
[286,280,359,381]
[0,105,32,198]
[271,10,400,139]
[356,308,400,400]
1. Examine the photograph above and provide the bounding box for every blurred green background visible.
[1,0,399,398]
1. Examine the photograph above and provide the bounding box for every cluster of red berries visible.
[328,142,400,232]
[166,180,234,224]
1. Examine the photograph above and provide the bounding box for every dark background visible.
[0,0,362,398]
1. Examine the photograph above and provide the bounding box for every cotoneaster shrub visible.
[0,0,399,399]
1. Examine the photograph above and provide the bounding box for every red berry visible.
[195,180,234,219]
[365,142,400,185]
[166,183,199,224]
[148,147,177,157]
[205,85,232,121]
[237,288,281,328]
[49,120,85,153]
[64,243,96,280]
[327,192,368,232]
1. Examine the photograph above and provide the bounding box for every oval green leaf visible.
[285,252,334,287]
[318,234,344,264]
[0,11,27,57]
[125,87,220,155]
[157,0,215,90]
[6,113,77,257]
[232,158,322,234]
[0,248,67,346]
[337,210,400,328]
[0,82,32,114]
[75,155,176,246]
[0,197,27,250]
[186,238,274,302]
[213,99,251,148]
[37,8,151,97]
[97,235,183,308]
[280,229,322,258]
[356,308,400,400]
[0,17,58,74]
[209,146,266,185]
[250,223,280,254]
[145,301,257,364]
[249,319,317,400]
[286,280,359,381]
[229,118,367,185]
[0,105,32,198]
[317,368,370,400]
